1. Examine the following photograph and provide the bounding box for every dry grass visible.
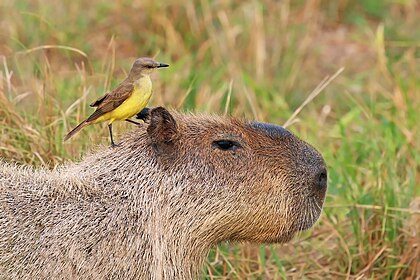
[1,0,419,278]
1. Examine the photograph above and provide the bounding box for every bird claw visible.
[111,142,121,148]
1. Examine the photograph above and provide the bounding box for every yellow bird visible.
[64,57,169,147]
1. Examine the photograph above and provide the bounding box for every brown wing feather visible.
[86,81,134,123]
[90,93,108,107]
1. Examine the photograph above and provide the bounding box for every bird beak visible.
[157,63,169,68]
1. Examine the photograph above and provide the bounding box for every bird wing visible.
[86,82,134,123]
[90,93,109,107]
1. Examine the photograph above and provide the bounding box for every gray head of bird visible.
[128,57,169,80]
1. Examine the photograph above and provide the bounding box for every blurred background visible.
[0,0,419,278]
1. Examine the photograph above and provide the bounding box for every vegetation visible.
[1,0,418,278]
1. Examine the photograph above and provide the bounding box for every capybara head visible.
[132,107,327,243]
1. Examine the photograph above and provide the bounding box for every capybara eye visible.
[212,140,241,151]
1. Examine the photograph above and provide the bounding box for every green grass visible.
[1,0,419,278]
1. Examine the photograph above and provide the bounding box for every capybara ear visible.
[147,107,178,152]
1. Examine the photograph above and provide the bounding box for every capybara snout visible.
[249,121,327,198]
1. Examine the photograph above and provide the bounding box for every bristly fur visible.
[0,108,327,279]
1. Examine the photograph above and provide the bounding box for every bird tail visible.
[64,120,89,141]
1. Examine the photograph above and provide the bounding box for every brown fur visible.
[0,107,327,279]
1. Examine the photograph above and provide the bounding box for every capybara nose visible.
[316,168,328,191]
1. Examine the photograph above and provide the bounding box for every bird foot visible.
[125,119,141,126]
[111,142,121,148]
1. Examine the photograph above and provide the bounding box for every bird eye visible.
[212,140,241,151]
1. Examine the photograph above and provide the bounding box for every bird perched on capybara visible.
[64,57,169,147]
[0,107,327,279]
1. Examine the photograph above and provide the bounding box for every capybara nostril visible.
[316,168,328,191]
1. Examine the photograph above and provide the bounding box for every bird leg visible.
[125,119,141,125]
[108,124,118,147]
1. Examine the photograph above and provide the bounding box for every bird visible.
[64,57,169,147]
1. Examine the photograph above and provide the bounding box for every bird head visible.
[128,57,169,80]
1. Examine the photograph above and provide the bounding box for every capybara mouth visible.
[297,198,323,231]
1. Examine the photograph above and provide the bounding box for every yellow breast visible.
[97,75,153,124]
